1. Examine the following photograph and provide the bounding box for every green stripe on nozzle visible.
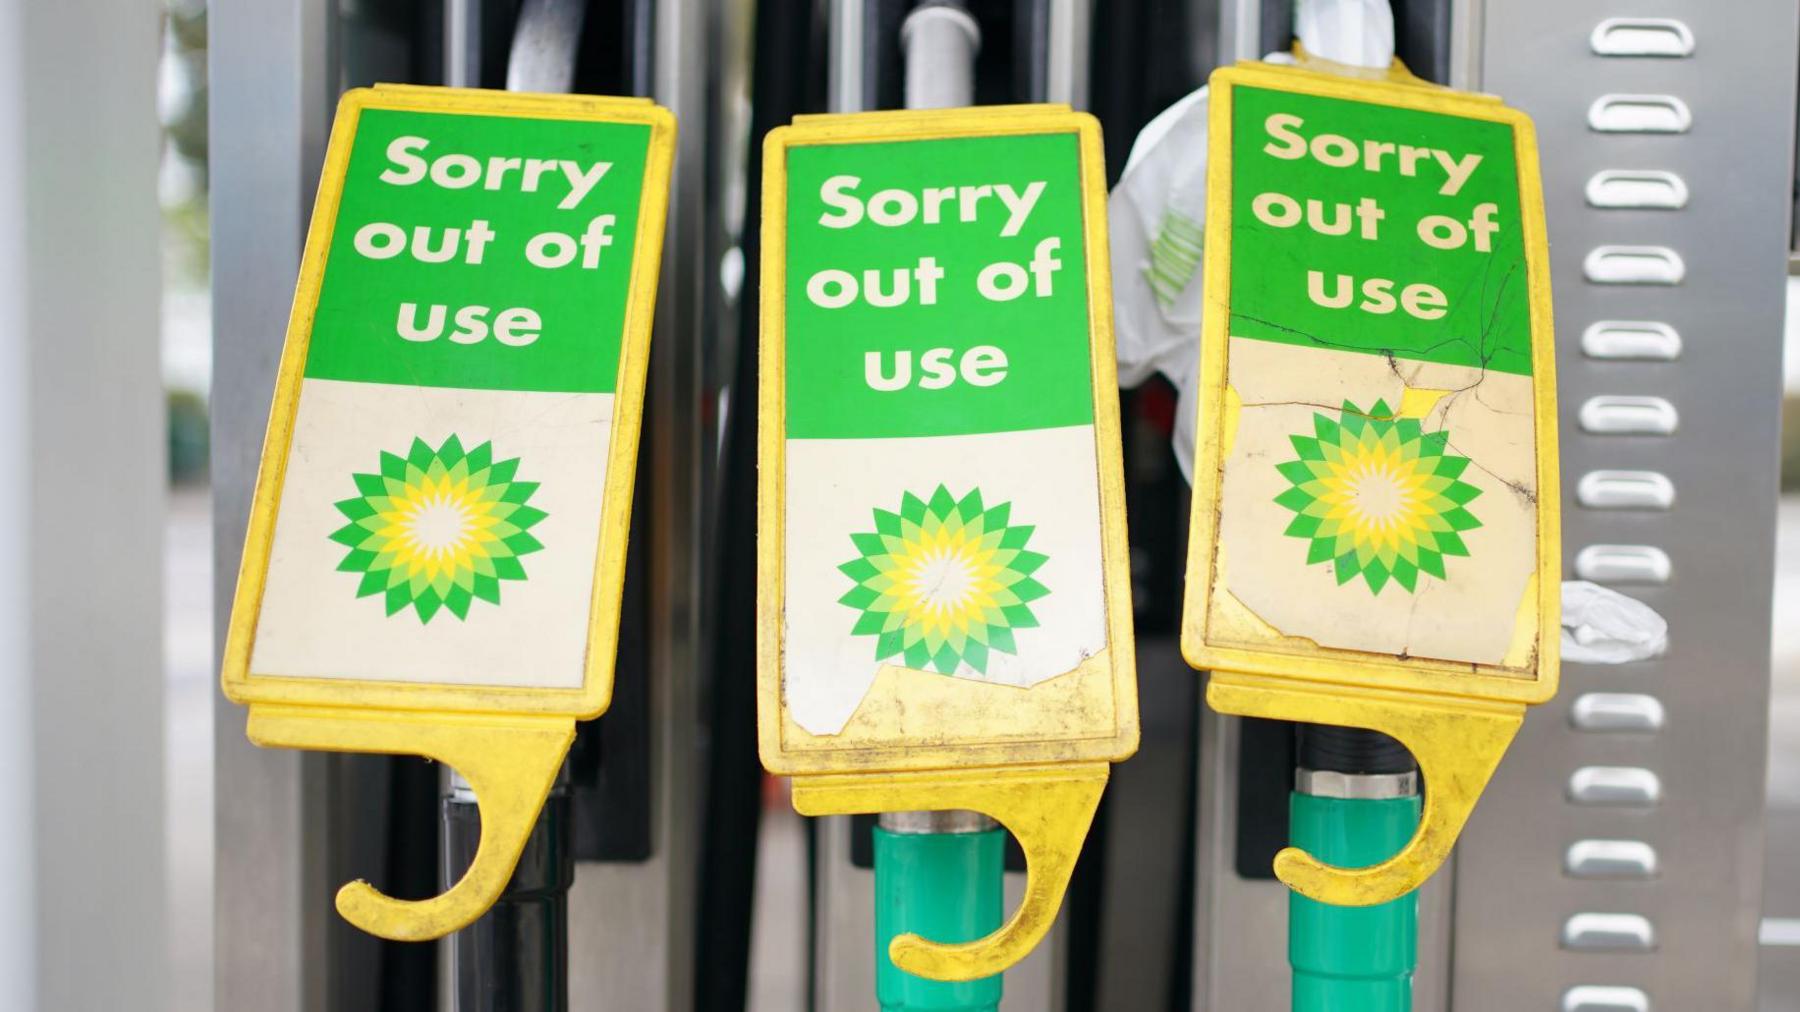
[1290,725,1421,1012]
[874,811,1005,1012]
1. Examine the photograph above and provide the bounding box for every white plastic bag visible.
[1108,0,1395,480]
[1561,580,1668,665]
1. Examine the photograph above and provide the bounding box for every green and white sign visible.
[782,132,1095,438]
[1183,64,1558,688]
[1228,85,1531,375]
[762,109,1135,744]
[228,87,675,702]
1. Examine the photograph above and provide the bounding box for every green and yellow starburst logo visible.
[329,435,547,623]
[1273,400,1482,595]
[837,485,1048,674]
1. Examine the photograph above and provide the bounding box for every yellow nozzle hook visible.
[791,762,1110,982]
[1207,672,1524,907]
[245,703,575,941]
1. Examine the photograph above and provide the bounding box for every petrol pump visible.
[211,4,724,1011]
[1161,3,1794,1010]
[201,2,1796,1010]
[755,4,1139,1010]
[778,5,1114,1009]
[220,79,677,1012]
[1178,51,1562,1012]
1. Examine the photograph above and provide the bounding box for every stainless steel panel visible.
[1585,169,1688,209]
[1045,0,1094,109]
[566,1,712,1007]
[1574,545,1671,584]
[1580,320,1682,361]
[828,0,864,113]
[1583,245,1685,284]
[1460,4,1788,1008]
[1763,918,1800,945]
[1562,913,1657,952]
[1587,94,1692,133]
[1565,840,1659,880]
[211,1,337,1010]
[901,5,981,109]
[8,0,168,1006]
[1576,687,1670,727]
[1568,766,1663,807]
[1578,396,1679,435]
[1087,643,1199,1011]
[1577,470,1675,510]
[505,0,585,93]
[443,0,480,88]
[1220,0,1265,64]
[1589,18,1695,59]
[1571,694,1666,733]
[1449,0,1487,89]
[1563,984,1652,1012]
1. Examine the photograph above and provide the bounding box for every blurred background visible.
[4,0,1796,1009]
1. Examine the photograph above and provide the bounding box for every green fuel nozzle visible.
[873,810,1006,1012]
[1289,725,1421,1012]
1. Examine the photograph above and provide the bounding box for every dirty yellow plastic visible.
[792,763,1109,981]
[220,86,676,943]
[248,704,574,940]
[756,106,1138,983]
[222,86,674,720]
[1180,61,1560,909]
[1207,674,1522,905]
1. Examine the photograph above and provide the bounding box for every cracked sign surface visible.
[1186,67,1556,687]
[758,108,1137,774]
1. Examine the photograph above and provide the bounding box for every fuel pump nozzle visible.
[875,810,1006,1011]
[870,9,1009,1010]
[1289,725,1421,1012]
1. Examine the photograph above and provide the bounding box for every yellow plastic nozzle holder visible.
[246,703,575,941]
[1207,672,1523,906]
[791,762,1110,982]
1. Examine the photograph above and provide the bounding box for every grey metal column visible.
[1219,0,1265,64]
[507,0,587,93]
[0,10,30,1004]
[0,0,167,1008]
[211,1,338,1010]
[1045,0,1094,109]
[828,0,866,114]
[565,0,713,1008]
[1454,5,1793,1010]
[1446,0,1484,91]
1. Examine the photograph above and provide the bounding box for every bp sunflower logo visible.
[328,435,546,623]
[1273,400,1482,595]
[837,485,1048,675]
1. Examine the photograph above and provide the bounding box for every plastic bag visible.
[1561,580,1668,665]
[1108,0,1394,479]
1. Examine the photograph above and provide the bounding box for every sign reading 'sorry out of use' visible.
[1184,63,1560,698]
[218,86,674,947]
[226,87,674,712]
[759,108,1137,773]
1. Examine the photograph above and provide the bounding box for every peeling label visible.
[1184,66,1557,690]
[759,108,1138,773]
